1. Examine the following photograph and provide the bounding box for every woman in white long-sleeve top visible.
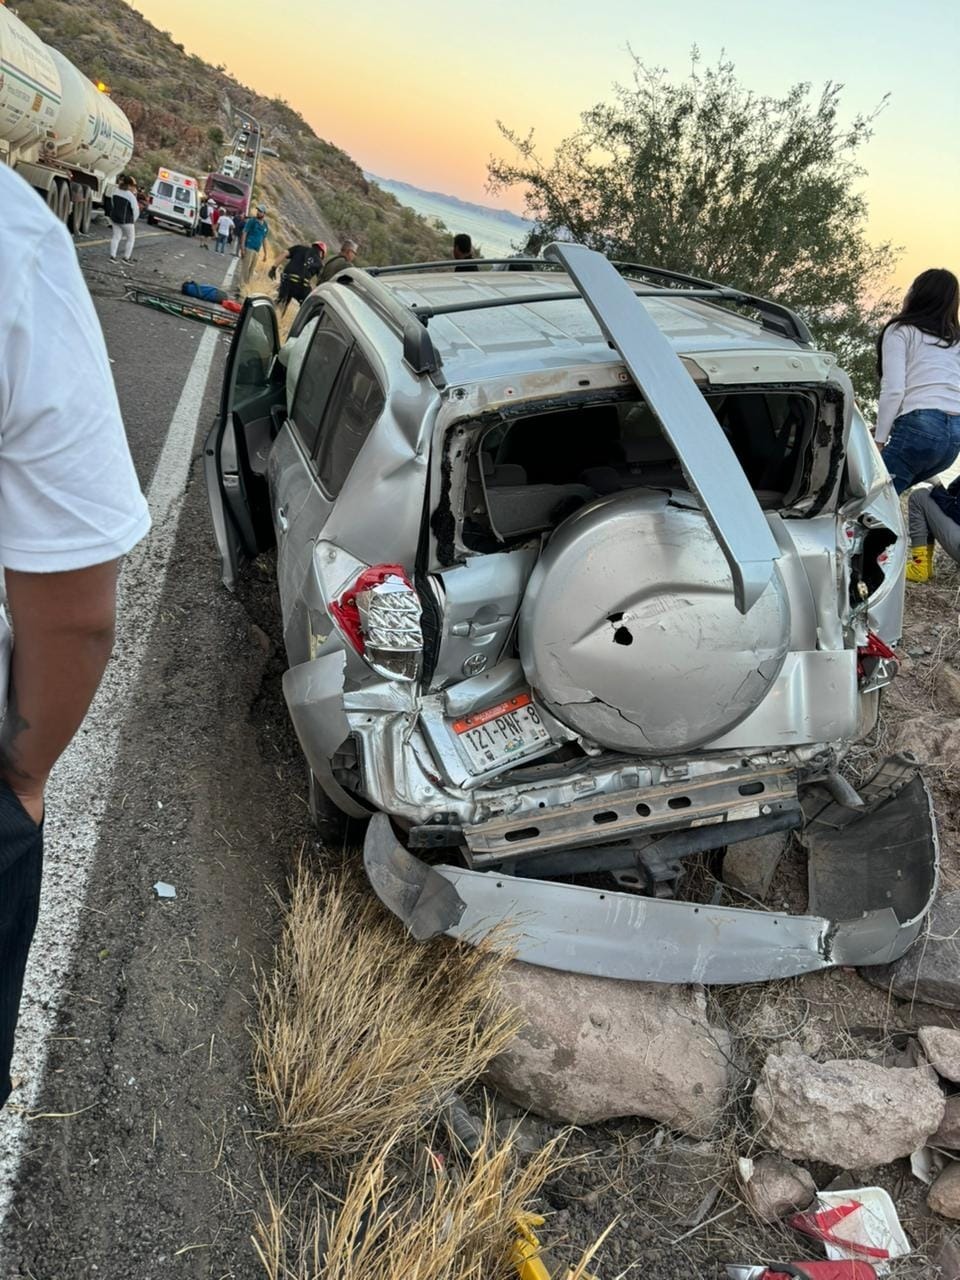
[875,269,960,495]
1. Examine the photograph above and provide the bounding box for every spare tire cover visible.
[519,489,790,753]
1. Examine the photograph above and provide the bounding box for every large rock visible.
[934,1235,960,1279]
[721,833,786,900]
[894,716,960,767]
[485,963,732,1138]
[933,1096,960,1149]
[739,1154,816,1221]
[930,1165,960,1221]
[921,1026,960,1083]
[753,1050,944,1168]
[863,893,960,1010]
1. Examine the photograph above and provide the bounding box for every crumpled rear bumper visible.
[363,756,938,984]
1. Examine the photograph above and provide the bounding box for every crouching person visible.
[907,476,960,582]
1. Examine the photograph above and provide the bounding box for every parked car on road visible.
[205,245,938,985]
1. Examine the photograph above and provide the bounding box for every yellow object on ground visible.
[509,1212,599,1280]
[906,543,935,583]
[510,1214,552,1280]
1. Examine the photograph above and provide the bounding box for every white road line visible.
[0,261,237,1232]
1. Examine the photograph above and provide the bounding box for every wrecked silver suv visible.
[205,243,937,984]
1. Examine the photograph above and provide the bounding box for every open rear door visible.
[545,243,780,613]
[203,296,283,589]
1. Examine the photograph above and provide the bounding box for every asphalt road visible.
[0,216,314,1279]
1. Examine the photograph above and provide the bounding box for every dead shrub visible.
[253,864,521,1160]
[251,1117,599,1280]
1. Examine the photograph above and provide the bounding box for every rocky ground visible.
[502,554,960,1279]
[234,552,960,1279]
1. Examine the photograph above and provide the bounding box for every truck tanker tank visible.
[46,47,134,177]
[0,4,134,231]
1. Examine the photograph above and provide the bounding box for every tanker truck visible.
[0,2,134,232]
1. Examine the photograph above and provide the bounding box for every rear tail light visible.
[330,565,423,682]
[857,630,899,691]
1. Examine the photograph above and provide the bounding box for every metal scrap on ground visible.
[126,286,238,328]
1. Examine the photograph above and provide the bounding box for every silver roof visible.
[379,269,805,382]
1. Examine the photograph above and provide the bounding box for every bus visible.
[204,172,251,217]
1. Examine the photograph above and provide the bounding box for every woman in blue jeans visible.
[875,269,960,496]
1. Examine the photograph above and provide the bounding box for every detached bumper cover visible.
[363,757,938,985]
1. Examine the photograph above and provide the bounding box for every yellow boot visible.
[906,544,934,583]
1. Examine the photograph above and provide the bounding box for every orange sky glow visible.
[133,0,958,294]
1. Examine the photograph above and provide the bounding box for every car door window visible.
[315,349,385,497]
[156,181,173,199]
[290,319,351,456]
[230,303,278,412]
[175,186,191,203]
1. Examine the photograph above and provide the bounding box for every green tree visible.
[207,125,225,146]
[488,52,899,402]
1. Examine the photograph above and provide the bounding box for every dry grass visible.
[253,864,522,1161]
[251,1116,596,1280]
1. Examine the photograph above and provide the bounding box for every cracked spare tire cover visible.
[519,489,790,753]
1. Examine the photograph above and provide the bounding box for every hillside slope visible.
[15,0,448,264]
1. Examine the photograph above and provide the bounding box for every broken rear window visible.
[458,390,822,544]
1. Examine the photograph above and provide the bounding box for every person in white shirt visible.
[215,209,233,254]
[875,269,960,496]
[0,166,150,1109]
[108,175,140,264]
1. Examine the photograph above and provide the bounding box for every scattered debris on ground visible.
[245,560,960,1278]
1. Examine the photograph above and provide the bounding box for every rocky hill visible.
[16,0,449,264]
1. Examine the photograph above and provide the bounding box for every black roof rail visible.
[611,261,813,345]
[333,270,446,388]
[366,258,561,277]
[410,286,754,321]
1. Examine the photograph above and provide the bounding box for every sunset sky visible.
[134,0,957,291]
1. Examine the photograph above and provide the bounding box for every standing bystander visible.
[0,166,150,1109]
[452,232,479,271]
[239,206,270,286]
[107,176,139,264]
[215,207,233,254]
[198,197,215,249]
[875,270,960,493]
[318,238,358,282]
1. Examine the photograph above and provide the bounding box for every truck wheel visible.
[45,186,59,216]
[68,189,92,234]
[56,181,71,224]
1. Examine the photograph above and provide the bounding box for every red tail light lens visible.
[330,565,423,682]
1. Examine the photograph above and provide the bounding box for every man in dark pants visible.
[270,239,326,315]
[0,166,149,1108]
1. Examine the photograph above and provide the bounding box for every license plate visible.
[174,205,184,212]
[452,692,550,774]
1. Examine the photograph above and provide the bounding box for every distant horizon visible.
[366,173,530,226]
